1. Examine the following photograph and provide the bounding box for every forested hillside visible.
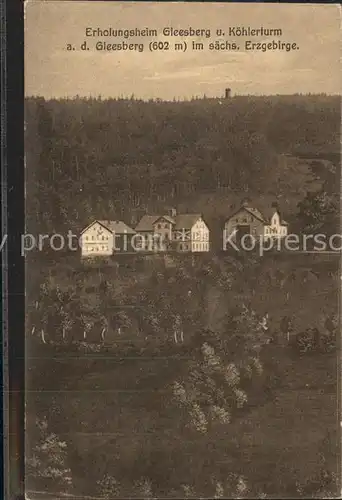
[26,253,339,498]
[25,95,340,498]
[25,94,340,238]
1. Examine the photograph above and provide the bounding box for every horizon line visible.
[25,92,340,102]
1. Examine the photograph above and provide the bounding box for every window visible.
[92,236,95,240]
[157,224,161,229]
[243,218,247,223]
[235,218,239,223]
[180,243,183,250]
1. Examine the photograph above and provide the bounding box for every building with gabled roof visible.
[96,220,136,234]
[135,214,175,232]
[224,201,288,249]
[134,209,210,252]
[173,213,210,253]
[80,219,136,257]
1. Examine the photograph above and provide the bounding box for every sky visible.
[25,1,341,99]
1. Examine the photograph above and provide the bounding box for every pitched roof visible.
[98,220,136,234]
[135,213,203,231]
[81,220,135,235]
[245,206,266,223]
[227,205,266,223]
[135,214,176,231]
[262,207,288,225]
[174,214,202,230]
[155,215,176,224]
[226,204,288,225]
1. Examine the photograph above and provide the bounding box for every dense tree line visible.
[297,155,339,236]
[25,95,340,235]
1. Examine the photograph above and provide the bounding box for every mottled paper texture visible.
[25,2,340,97]
[24,2,341,499]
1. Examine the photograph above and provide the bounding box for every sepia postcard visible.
[24,1,341,498]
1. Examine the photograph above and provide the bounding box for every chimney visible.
[225,88,231,99]
[241,198,250,207]
[271,201,280,212]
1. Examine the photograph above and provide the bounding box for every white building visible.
[224,201,288,246]
[135,214,175,251]
[263,209,288,239]
[173,213,210,252]
[135,210,210,252]
[80,220,136,257]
